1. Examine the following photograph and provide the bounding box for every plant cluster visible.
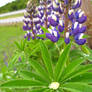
[0,0,92,92]
[23,0,87,45]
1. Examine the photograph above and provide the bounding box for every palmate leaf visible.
[29,59,50,83]
[40,41,54,80]
[19,71,48,83]
[68,72,92,83]
[54,43,71,81]
[63,64,92,82]
[61,57,85,81]
[62,82,92,92]
[0,80,46,88]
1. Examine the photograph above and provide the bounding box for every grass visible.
[0,13,24,19]
[0,23,24,67]
[0,23,28,92]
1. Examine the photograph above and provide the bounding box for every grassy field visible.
[0,24,24,67]
[0,13,24,19]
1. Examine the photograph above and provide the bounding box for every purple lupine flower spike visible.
[22,0,87,45]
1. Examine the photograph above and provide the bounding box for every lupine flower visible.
[46,27,60,42]
[23,0,87,45]
[48,14,59,27]
[65,32,70,44]
[74,33,86,45]
[58,20,64,32]
[72,0,82,9]
[68,9,74,21]
[75,10,87,23]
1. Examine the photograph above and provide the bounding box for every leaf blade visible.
[19,71,48,83]
[61,57,85,80]
[0,80,46,88]
[63,64,92,82]
[40,41,54,80]
[62,82,92,92]
[54,43,71,81]
[29,59,51,82]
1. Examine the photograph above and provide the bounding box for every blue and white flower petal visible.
[65,32,70,44]
[74,33,86,45]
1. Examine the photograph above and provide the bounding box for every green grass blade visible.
[54,43,71,81]
[0,80,46,88]
[29,59,51,82]
[40,41,54,80]
[68,72,92,83]
[61,57,85,81]
[19,71,49,83]
[62,82,92,92]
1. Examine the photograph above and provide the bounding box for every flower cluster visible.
[23,0,87,45]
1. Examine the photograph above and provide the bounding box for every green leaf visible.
[54,43,71,81]
[37,34,46,38]
[29,59,50,83]
[62,87,81,92]
[83,34,90,39]
[43,89,52,92]
[0,80,46,88]
[14,41,21,50]
[62,82,92,92]
[70,49,83,59]
[41,26,49,33]
[40,41,54,80]
[81,45,90,54]
[30,42,40,56]
[28,88,46,92]
[19,71,48,83]
[21,39,26,51]
[63,64,92,82]
[58,88,64,92]
[69,72,92,83]
[8,53,22,69]
[87,55,92,62]
[61,57,85,81]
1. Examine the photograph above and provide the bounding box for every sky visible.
[0,0,15,7]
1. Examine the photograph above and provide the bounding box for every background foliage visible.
[0,0,28,14]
